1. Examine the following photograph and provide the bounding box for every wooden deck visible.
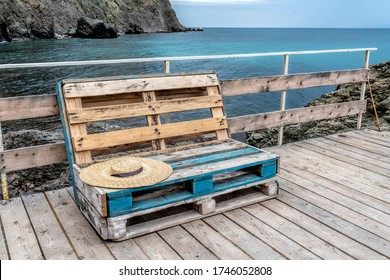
[0,130,389,260]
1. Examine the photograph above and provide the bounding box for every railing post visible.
[277,54,289,146]
[0,122,9,200]
[164,60,171,124]
[357,50,371,130]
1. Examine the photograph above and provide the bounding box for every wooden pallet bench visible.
[57,72,279,241]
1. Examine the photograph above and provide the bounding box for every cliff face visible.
[0,0,186,41]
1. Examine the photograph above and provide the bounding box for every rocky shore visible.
[246,61,390,148]
[1,61,390,199]
[0,0,187,42]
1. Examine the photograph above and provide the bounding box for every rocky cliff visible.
[0,0,186,41]
[246,61,390,148]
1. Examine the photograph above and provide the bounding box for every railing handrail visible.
[0,48,378,69]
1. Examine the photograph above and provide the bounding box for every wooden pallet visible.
[57,72,279,240]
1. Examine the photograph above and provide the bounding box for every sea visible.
[1,28,390,117]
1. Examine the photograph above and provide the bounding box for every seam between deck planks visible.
[0,215,10,260]
[277,172,390,227]
[277,164,390,215]
[242,203,353,259]
[261,199,387,260]
[277,189,390,257]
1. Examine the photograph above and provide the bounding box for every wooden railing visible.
[0,48,375,199]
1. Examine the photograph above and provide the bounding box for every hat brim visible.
[79,156,173,189]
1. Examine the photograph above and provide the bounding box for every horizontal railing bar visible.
[221,69,369,96]
[228,100,367,134]
[0,48,377,69]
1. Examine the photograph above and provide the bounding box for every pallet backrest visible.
[58,72,229,165]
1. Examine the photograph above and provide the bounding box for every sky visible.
[171,0,390,28]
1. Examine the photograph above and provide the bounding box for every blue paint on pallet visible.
[106,156,277,200]
[106,157,278,217]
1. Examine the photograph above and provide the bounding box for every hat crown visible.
[110,160,142,175]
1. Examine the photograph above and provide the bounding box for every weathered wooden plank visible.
[224,208,320,259]
[262,199,387,260]
[158,226,218,260]
[353,130,390,145]
[304,136,390,166]
[0,143,67,173]
[278,189,390,257]
[207,86,229,140]
[0,215,9,260]
[73,117,228,152]
[45,189,114,260]
[106,239,149,260]
[182,220,252,260]
[0,197,44,260]
[283,145,390,189]
[134,233,182,260]
[221,69,369,96]
[277,177,390,241]
[204,214,286,259]
[278,162,390,215]
[142,91,166,150]
[293,141,390,177]
[303,137,390,170]
[0,94,59,121]
[68,95,223,124]
[267,147,390,204]
[22,193,77,260]
[65,97,92,164]
[244,203,352,259]
[347,131,390,148]
[326,134,390,160]
[63,74,219,98]
[229,100,367,133]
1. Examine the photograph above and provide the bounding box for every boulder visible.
[75,17,118,39]
[125,23,144,34]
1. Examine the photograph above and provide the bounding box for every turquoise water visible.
[1,28,390,116]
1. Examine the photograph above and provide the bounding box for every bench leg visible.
[194,198,216,215]
[260,181,278,196]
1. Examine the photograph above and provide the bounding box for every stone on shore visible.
[75,17,118,39]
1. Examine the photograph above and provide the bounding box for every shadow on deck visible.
[0,130,389,260]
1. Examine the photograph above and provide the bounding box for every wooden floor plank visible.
[302,137,390,165]
[277,146,390,194]
[158,226,218,260]
[277,177,390,241]
[105,239,150,260]
[204,214,287,260]
[22,193,77,260]
[295,141,390,177]
[0,215,9,260]
[271,149,390,204]
[224,208,320,260]
[303,137,390,170]
[278,171,390,226]
[262,199,387,260]
[46,189,114,260]
[0,197,43,260]
[279,163,390,215]
[326,134,390,161]
[243,203,352,259]
[348,131,390,148]
[182,220,252,260]
[278,189,390,257]
[284,144,390,189]
[134,233,182,260]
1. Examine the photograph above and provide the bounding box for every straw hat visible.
[79,156,173,189]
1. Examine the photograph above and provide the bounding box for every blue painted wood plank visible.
[170,147,259,169]
[186,175,213,195]
[106,157,278,200]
